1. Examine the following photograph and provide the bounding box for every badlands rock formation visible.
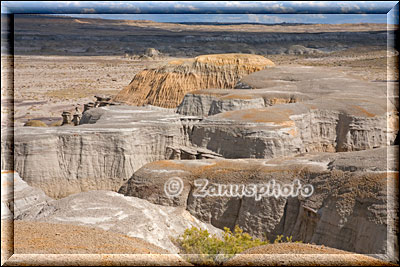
[1,171,52,220]
[113,54,275,108]
[182,67,398,158]
[2,66,398,198]
[1,171,221,253]
[119,146,398,258]
[2,65,398,262]
[3,106,185,198]
[177,88,310,116]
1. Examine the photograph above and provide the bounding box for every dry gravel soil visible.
[1,220,397,266]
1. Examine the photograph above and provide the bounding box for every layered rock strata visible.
[177,88,309,116]
[113,54,275,108]
[3,66,398,199]
[181,67,398,157]
[2,106,186,198]
[119,146,398,259]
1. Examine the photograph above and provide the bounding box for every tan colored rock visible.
[113,54,275,108]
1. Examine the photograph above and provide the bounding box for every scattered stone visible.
[61,111,72,126]
[83,102,95,113]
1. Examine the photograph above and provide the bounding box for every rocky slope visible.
[13,220,171,254]
[113,54,275,108]
[1,171,222,253]
[4,221,191,266]
[190,101,397,158]
[119,146,399,260]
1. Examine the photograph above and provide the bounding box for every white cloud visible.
[59,1,82,7]
[82,8,96,13]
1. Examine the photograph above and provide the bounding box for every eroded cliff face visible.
[3,63,398,261]
[4,106,186,199]
[118,146,399,258]
[176,88,308,116]
[113,54,275,108]
[190,107,397,158]
[3,67,398,199]
[180,67,398,157]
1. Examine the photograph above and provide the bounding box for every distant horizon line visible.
[11,14,394,25]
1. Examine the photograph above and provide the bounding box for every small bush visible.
[273,234,302,244]
[24,120,47,127]
[174,225,267,265]
[175,226,300,265]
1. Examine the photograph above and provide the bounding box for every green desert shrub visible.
[175,226,300,265]
[24,120,47,127]
[175,225,267,265]
[273,234,302,244]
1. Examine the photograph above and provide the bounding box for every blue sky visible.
[2,1,398,24]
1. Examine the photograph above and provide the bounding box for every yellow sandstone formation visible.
[114,54,275,108]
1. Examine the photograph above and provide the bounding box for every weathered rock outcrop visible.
[3,106,187,198]
[113,54,275,108]
[3,66,398,199]
[190,102,397,158]
[177,88,309,116]
[1,171,53,220]
[182,67,398,156]
[20,190,222,253]
[2,171,222,253]
[119,146,398,259]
